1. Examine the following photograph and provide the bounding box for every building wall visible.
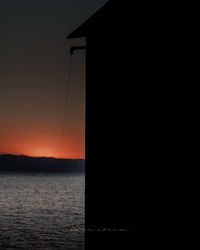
[85,28,130,229]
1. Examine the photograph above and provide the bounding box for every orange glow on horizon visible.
[0,132,85,159]
[0,147,85,159]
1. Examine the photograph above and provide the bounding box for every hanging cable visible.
[61,46,73,155]
[60,43,86,157]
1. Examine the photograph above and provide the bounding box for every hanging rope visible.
[60,44,86,157]
[61,46,73,155]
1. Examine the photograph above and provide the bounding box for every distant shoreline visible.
[0,154,85,173]
[0,153,85,160]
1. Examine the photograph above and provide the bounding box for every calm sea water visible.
[0,173,85,250]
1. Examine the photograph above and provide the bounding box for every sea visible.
[0,173,85,250]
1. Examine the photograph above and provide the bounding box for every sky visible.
[0,0,107,159]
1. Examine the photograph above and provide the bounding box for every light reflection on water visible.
[0,173,85,249]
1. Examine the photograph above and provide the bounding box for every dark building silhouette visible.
[68,1,132,248]
[67,0,178,248]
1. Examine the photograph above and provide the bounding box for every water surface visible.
[0,173,84,249]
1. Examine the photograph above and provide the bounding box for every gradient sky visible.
[0,0,107,159]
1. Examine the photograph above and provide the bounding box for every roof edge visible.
[67,1,110,39]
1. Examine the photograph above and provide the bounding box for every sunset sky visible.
[0,0,107,159]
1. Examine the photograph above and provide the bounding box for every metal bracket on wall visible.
[70,46,86,55]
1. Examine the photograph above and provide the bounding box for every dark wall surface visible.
[84,2,133,249]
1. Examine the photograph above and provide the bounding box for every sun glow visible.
[0,130,85,159]
[29,147,57,158]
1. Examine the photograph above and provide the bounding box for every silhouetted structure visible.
[68,1,131,248]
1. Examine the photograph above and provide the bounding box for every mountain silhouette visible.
[0,154,85,173]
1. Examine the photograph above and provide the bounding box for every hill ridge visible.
[0,154,85,173]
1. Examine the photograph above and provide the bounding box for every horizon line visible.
[0,153,85,160]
